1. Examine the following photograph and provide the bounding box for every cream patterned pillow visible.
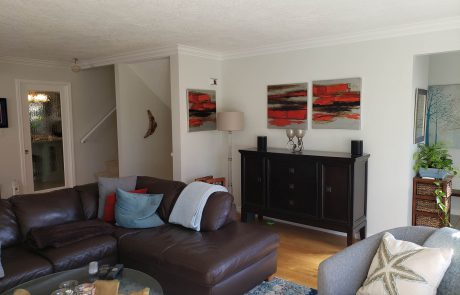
[356,232,453,295]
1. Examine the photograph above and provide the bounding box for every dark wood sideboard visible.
[239,148,370,246]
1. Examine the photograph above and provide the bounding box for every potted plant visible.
[413,142,458,179]
[434,181,451,227]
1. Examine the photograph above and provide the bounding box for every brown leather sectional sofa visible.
[0,176,279,295]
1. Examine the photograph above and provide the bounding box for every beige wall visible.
[221,29,460,236]
[0,63,117,198]
[115,59,173,179]
[170,54,226,183]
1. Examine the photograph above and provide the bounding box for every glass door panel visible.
[28,91,65,191]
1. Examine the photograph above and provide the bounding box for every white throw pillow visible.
[356,232,453,295]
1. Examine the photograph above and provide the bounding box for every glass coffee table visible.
[3,267,163,295]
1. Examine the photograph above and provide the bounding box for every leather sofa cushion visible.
[0,200,21,248]
[0,246,53,293]
[11,189,85,237]
[135,176,186,221]
[118,223,279,285]
[75,183,99,220]
[201,192,234,231]
[36,235,117,272]
[27,219,114,249]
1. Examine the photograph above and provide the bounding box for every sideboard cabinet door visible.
[241,154,265,208]
[321,162,351,224]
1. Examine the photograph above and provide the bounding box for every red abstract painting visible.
[267,83,308,129]
[312,78,361,130]
[187,89,216,132]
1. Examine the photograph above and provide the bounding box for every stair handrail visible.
[80,106,116,143]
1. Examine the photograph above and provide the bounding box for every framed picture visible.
[0,98,8,128]
[312,78,361,130]
[187,89,216,132]
[267,83,308,129]
[414,88,427,144]
[425,84,460,147]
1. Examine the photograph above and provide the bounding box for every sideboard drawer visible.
[267,157,318,216]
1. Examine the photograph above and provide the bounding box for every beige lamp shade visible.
[217,112,244,131]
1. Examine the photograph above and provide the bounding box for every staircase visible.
[95,159,119,178]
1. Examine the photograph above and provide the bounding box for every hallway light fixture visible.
[71,58,81,73]
[28,93,49,103]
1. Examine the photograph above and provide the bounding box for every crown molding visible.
[80,44,222,68]
[177,45,223,60]
[0,56,69,68]
[221,16,460,60]
[80,46,178,69]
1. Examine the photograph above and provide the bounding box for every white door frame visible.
[15,79,76,193]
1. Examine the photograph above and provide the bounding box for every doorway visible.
[16,80,75,193]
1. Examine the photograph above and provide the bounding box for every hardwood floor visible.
[256,215,460,289]
[255,219,346,289]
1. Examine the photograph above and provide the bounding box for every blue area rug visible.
[246,277,317,295]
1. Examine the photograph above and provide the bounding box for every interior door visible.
[18,80,75,193]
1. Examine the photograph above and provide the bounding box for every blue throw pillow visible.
[115,188,164,229]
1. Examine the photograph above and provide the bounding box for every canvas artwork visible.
[267,83,308,129]
[426,84,460,147]
[312,78,361,130]
[187,89,216,132]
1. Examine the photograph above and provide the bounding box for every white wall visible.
[115,58,173,179]
[0,63,117,198]
[428,50,460,214]
[170,53,226,183]
[222,29,460,236]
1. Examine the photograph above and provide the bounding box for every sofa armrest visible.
[318,234,382,295]
[200,192,235,231]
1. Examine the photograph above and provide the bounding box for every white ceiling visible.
[1,0,460,63]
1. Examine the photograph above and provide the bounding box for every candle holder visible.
[286,129,306,153]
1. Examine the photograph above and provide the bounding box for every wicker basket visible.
[415,198,450,214]
[416,181,452,197]
[415,214,442,228]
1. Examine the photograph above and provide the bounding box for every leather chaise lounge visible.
[0,176,280,295]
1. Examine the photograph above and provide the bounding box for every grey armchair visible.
[317,226,436,295]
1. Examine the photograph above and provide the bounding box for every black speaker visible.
[257,136,267,151]
[351,140,363,156]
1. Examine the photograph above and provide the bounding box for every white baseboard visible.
[237,206,348,237]
[263,217,348,237]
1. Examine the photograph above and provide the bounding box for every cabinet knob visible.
[288,183,295,190]
[288,199,295,206]
[289,168,295,175]
[326,186,332,193]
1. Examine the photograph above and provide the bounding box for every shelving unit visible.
[412,177,452,228]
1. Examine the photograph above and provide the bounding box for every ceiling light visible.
[71,58,81,73]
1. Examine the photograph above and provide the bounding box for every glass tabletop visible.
[3,267,163,295]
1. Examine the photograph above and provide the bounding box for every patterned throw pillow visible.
[357,232,453,295]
